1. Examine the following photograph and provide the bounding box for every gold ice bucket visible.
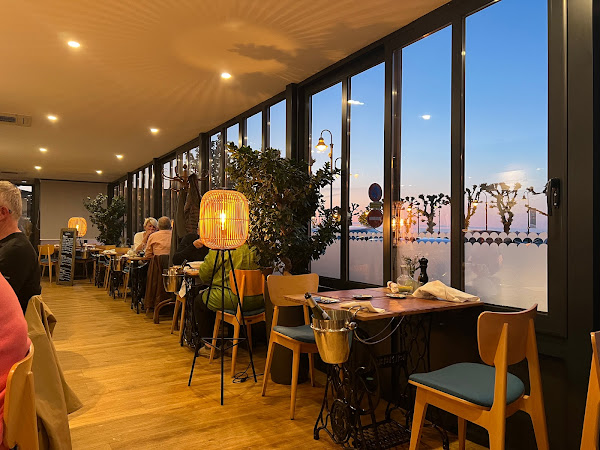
[162,266,184,293]
[311,310,355,364]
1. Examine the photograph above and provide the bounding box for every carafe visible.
[396,265,416,294]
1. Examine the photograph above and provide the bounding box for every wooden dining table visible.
[284,286,483,450]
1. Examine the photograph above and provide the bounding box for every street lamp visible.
[482,191,489,233]
[523,191,530,234]
[315,129,334,210]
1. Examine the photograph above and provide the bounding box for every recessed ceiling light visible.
[221,72,232,79]
[421,114,431,120]
[47,115,58,121]
[39,147,47,152]
[67,41,81,48]
[150,128,159,134]
[34,166,42,170]
[116,154,123,159]
[96,170,103,174]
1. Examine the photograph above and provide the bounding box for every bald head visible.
[157,216,171,230]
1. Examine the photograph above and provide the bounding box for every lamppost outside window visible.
[315,129,334,210]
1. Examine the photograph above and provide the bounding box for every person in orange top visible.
[0,272,31,448]
[144,216,172,258]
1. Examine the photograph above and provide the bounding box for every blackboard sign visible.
[57,228,77,285]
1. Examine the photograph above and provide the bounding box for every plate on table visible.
[386,293,407,299]
[352,294,372,300]
[187,261,203,269]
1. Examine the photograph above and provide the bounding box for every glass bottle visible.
[396,265,416,293]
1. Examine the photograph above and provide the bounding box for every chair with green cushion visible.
[262,273,319,420]
[408,304,549,450]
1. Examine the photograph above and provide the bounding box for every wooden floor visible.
[41,279,485,450]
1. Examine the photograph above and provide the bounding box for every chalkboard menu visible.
[57,228,77,285]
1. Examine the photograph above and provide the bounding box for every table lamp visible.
[189,189,256,404]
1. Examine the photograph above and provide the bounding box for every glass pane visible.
[163,162,171,219]
[137,170,143,231]
[396,26,452,286]
[269,100,286,155]
[349,63,385,285]
[170,158,177,219]
[246,112,262,150]
[226,124,240,188]
[132,173,137,234]
[144,167,151,219]
[189,146,199,175]
[465,0,548,311]
[210,133,223,189]
[17,185,33,240]
[310,83,342,279]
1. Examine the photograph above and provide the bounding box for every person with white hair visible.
[0,181,41,312]
[133,217,158,252]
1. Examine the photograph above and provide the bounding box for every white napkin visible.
[412,280,480,303]
[340,301,385,313]
[178,281,187,298]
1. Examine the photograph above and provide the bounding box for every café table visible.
[284,287,482,450]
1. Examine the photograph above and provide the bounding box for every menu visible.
[57,228,77,285]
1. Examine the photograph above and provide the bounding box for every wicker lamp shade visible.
[68,217,87,237]
[199,190,249,250]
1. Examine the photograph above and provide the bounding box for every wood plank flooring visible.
[41,279,485,449]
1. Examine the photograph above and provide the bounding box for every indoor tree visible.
[83,194,126,245]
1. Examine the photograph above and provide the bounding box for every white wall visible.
[40,180,107,243]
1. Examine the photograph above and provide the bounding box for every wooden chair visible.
[581,331,600,449]
[3,343,38,450]
[209,269,266,377]
[408,304,549,450]
[38,244,56,283]
[170,293,187,341]
[262,273,319,419]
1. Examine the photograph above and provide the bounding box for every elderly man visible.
[0,181,41,312]
[144,216,172,258]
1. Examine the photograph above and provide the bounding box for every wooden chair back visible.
[37,244,54,262]
[478,304,537,366]
[229,269,264,306]
[266,273,319,308]
[3,343,38,450]
[581,331,600,449]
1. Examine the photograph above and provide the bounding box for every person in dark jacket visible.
[0,181,41,312]
[172,228,209,265]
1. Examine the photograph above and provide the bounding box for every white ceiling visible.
[0,0,447,182]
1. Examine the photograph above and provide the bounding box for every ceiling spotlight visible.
[67,41,81,48]
[221,72,232,79]
[116,154,123,159]
[39,147,47,152]
[150,128,159,134]
[421,114,431,120]
[47,115,58,121]
[96,170,103,174]
[34,166,42,170]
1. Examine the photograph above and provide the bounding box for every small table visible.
[285,288,482,449]
[125,256,151,313]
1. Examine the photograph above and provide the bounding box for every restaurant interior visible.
[0,0,598,449]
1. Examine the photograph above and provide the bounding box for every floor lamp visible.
[187,189,257,404]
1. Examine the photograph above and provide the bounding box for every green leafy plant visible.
[83,194,126,245]
[227,145,341,273]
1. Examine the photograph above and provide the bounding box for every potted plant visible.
[83,194,126,245]
[227,145,341,384]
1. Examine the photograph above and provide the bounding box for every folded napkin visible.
[340,301,386,313]
[412,280,480,303]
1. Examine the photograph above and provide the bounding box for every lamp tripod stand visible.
[188,249,257,405]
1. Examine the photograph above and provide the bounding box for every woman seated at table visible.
[0,272,31,446]
[192,244,263,357]
[133,217,158,253]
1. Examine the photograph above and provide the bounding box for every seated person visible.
[133,217,158,253]
[0,272,31,444]
[193,244,264,357]
[172,228,209,265]
[0,181,41,312]
[145,216,172,258]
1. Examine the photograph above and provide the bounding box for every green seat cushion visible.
[224,307,265,317]
[273,324,316,344]
[409,362,525,407]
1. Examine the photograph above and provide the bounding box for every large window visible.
[464,0,548,311]
[210,132,223,189]
[245,112,262,150]
[348,63,385,285]
[269,100,286,154]
[310,83,342,279]
[395,26,452,286]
